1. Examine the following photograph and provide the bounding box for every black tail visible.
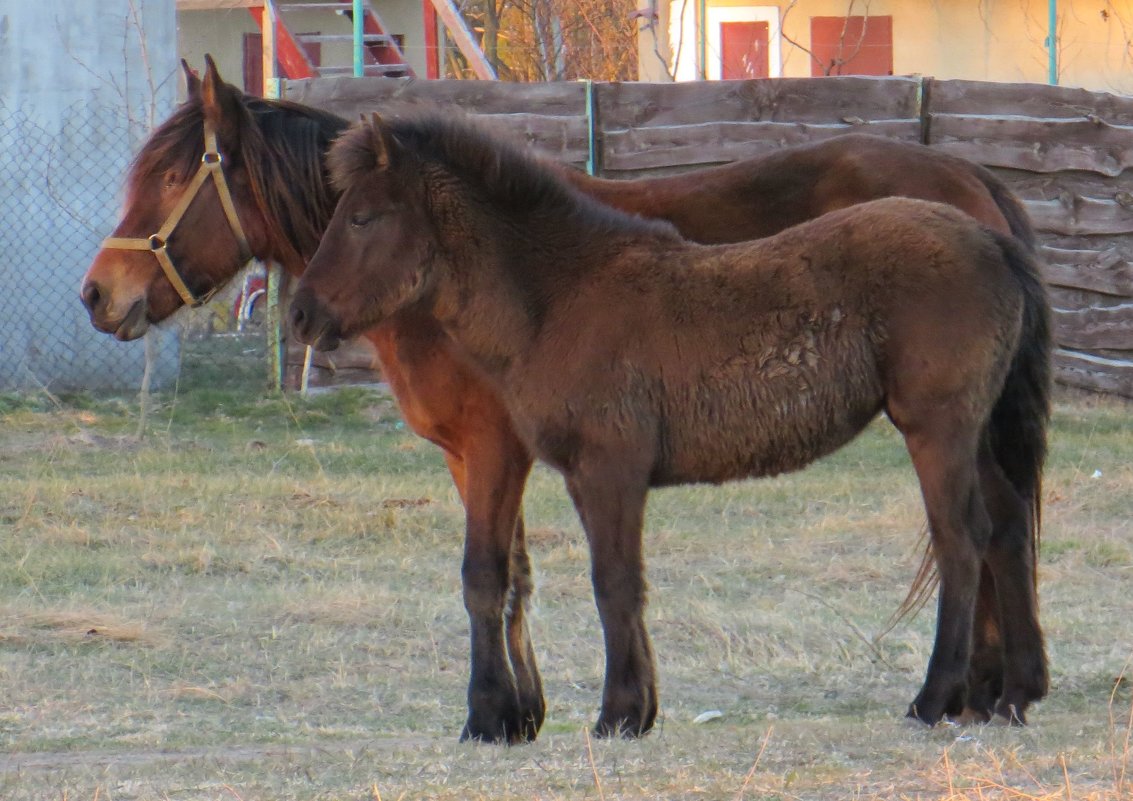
[975,166,1039,253]
[986,231,1053,582]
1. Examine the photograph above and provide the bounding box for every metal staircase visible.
[249,0,414,79]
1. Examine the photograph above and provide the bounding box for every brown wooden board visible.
[1023,195,1133,236]
[927,116,1133,176]
[284,77,590,164]
[285,76,588,118]
[927,79,1133,124]
[598,76,922,128]
[1041,244,1133,296]
[602,120,921,171]
[1054,348,1133,397]
[995,169,1133,202]
[1049,287,1133,351]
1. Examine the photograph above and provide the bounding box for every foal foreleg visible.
[450,436,541,744]
[566,467,657,738]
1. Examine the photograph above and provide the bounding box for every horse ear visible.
[200,53,245,143]
[368,112,392,171]
[182,59,201,100]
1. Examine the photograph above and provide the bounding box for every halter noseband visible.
[102,121,252,308]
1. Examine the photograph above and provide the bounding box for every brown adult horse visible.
[81,58,1039,742]
[289,113,1051,736]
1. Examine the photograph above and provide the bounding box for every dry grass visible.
[0,386,1130,800]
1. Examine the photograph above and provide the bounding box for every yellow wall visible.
[178,0,427,96]
[640,1,1133,93]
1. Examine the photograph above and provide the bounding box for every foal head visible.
[290,114,448,351]
[80,55,338,340]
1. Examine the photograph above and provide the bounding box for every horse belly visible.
[653,355,884,486]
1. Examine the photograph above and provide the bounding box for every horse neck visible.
[244,103,348,277]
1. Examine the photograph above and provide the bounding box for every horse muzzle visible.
[289,288,343,352]
[80,280,150,341]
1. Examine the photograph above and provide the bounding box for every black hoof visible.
[461,705,542,745]
[593,711,655,739]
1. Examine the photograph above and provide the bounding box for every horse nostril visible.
[290,304,306,331]
[81,282,103,313]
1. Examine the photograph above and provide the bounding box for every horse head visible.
[80,55,278,340]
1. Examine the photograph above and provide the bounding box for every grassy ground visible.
[0,386,1130,800]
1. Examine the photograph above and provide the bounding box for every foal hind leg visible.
[900,422,990,725]
[977,446,1047,723]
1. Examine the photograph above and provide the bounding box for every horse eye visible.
[162,170,179,189]
[349,212,374,228]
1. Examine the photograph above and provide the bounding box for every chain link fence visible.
[0,99,274,396]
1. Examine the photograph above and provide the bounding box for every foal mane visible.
[129,94,346,261]
[329,112,678,239]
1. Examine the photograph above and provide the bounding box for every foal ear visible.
[200,53,246,144]
[368,112,394,171]
[182,59,202,101]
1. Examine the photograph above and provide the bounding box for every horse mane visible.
[127,94,346,261]
[329,112,679,239]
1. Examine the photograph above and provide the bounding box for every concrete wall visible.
[0,0,180,392]
[641,0,1133,94]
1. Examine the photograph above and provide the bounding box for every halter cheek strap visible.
[102,123,252,308]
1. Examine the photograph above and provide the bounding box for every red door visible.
[720,21,769,79]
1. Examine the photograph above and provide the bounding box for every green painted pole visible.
[1047,0,1058,84]
[353,0,364,77]
[584,79,597,176]
[263,0,284,392]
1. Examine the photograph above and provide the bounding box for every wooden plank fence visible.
[284,75,1133,397]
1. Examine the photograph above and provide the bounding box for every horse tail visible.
[975,166,1039,253]
[985,231,1053,585]
[884,231,1051,634]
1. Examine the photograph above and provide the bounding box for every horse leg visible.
[976,444,1048,724]
[901,423,990,725]
[565,464,657,738]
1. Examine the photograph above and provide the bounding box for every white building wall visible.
[0,0,180,391]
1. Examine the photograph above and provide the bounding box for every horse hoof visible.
[593,714,653,739]
[460,710,541,745]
